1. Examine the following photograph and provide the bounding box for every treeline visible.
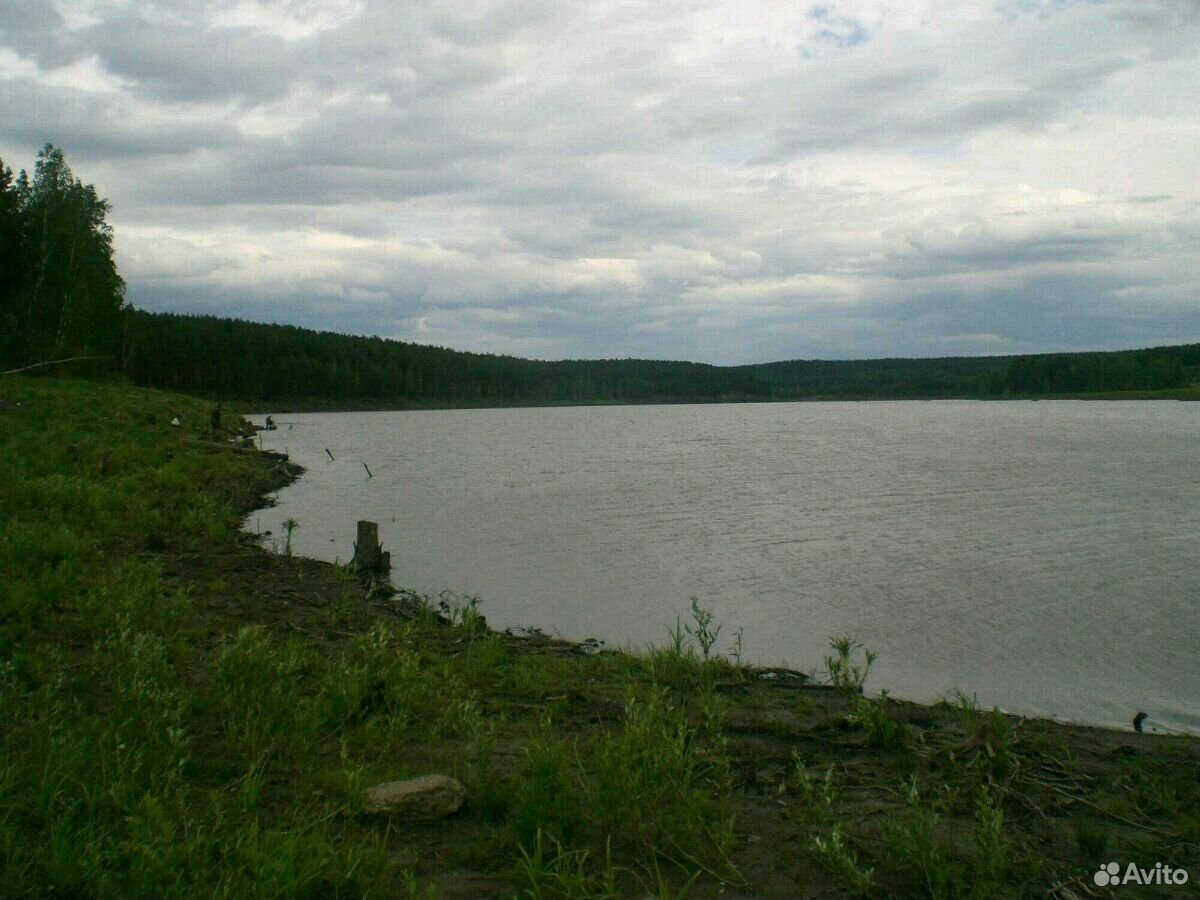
[125,311,1200,405]
[4,145,1196,402]
[744,346,1199,399]
[124,311,766,404]
[0,146,125,370]
[1004,349,1194,394]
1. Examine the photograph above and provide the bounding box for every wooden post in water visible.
[352,520,389,575]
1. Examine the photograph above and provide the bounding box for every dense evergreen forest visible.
[3,146,1197,405]
[0,146,124,371]
[125,311,1200,406]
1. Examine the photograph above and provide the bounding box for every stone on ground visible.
[362,775,466,819]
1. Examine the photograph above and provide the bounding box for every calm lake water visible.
[250,401,1200,733]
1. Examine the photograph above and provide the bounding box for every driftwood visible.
[3,355,111,375]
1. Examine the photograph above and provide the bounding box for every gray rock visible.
[362,775,466,819]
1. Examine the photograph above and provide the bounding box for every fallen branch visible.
[3,355,111,375]
[1022,775,1177,837]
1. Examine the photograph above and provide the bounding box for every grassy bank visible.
[1,375,1196,899]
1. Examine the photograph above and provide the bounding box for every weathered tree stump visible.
[351,520,390,575]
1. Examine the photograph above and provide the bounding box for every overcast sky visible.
[1,0,1198,363]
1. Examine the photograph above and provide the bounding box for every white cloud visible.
[1,0,1197,362]
[40,54,131,92]
[209,0,365,41]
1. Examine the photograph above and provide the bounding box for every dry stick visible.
[325,447,335,461]
[2,355,111,375]
[363,463,373,478]
[1024,775,1176,837]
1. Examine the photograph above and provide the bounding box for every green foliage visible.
[971,785,1010,886]
[824,635,877,694]
[0,145,125,370]
[121,309,1200,405]
[1110,756,1200,840]
[790,756,840,815]
[3,376,1197,899]
[684,596,721,661]
[123,311,772,405]
[281,517,298,555]
[810,824,874,896]
[516,831,620,900]
[944,691,1018,783]
[510,734,586,850]
[648,598,744,692]
[882,776,965,900]
[793,762,874,895]
[847,691,909,751]
[217,625,309,756]
[0,378,388,899]
[588,689,734,870]
[504,689,734,883]
[436,591,486,634]
[1006,348,1190,394]
[874,776,1015,899]
[317,622,480,745]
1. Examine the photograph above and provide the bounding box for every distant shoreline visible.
[240,388,1200,415]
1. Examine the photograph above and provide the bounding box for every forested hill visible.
[3,145,1197,406]
[124,311,1200,406]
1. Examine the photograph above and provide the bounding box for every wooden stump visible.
[352,520,389,575]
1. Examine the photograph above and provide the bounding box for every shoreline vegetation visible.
[2,374,1197,899]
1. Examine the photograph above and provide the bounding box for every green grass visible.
[0,375,745,897]
[0,376,391,898]
[1,373,1197,899]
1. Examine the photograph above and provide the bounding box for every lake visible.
[250,400,1200,733]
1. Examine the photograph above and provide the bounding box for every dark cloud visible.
[0,83,235,160]
[88,15,293,102]
[0,0,70,64]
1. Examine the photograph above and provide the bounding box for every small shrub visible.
[318,623,424,734]
[945,691,1018,782]
[509,733,585,850]
[651,600,742,692]
[824,635,876,694]
[665,615,688,657]
[436,591,486,634]
[811,824,874,896]
[216,625,309,756]
[847,692,908,751]
[971,785,1010,885]
[516,830,620,900]
[684,597,721,661]
[883,775,964,900]
[281,517,299,555]
[790,755,839,814]
[589,688,733,869]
